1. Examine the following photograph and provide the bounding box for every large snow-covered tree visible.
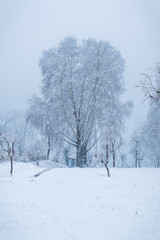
[26,96,54,160]
[0,111,10,137]
[139,63,160,104]
[140,104,160,167]
[27,37,130,167]
[137,63,160,167]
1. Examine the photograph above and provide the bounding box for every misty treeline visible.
[0,37,159,168]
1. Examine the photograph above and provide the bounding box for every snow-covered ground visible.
[0,162,160,240]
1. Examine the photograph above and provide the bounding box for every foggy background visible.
[1,0,160,140]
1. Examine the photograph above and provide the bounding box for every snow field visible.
[0,162,160,240]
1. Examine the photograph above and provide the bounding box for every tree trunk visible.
[155,157,160,168]
[113,152,116,167]
[76,143,87,167]
[105,144,110,177]
[47,135,51,160]
[135,150,138,168]
[138,159,141,168]
[10,156,13,176]
[112,143,116,168]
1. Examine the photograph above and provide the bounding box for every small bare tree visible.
[0,137,16,176]
[100,144,110,177]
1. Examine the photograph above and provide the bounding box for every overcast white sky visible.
[1,0,160,139]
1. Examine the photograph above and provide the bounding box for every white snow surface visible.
[0,162,160,240]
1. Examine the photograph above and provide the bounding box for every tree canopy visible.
[27,37,131,166]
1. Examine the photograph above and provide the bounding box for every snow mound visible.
[38,160,67,169]
[0,161,45,178]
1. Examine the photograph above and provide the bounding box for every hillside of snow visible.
[0,162,160,240]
